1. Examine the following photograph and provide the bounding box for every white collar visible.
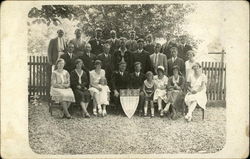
[119,47,127,52]
[138,49,143,53]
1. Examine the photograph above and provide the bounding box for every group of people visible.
[48,28,207,122]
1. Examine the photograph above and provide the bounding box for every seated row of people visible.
[50,56,207,122]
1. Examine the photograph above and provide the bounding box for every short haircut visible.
[146,71,153,77]
[75,58,83,66]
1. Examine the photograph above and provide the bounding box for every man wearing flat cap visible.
[111,61,130,115]
[107,30,120,56]
[125,30,138,54]
[130,61,146,116]
[132,38,153,74]
[69,29,86,57]
[167,46,185,76]
[112,37,133,73]
[88,28,104,56]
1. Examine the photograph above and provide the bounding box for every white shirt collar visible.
[119,47,127,52]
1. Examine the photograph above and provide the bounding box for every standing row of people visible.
[48,28,207,122]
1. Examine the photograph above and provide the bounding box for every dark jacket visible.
[178,44,192,61]
[70,69,89,90]
[111,71,130,91]
[107,38,120,56]
[144,43,155,55]
[79,53,97,71]
[48,37,67,65]
[167,75,185,91]
[167,57,185,77]
[112,49,133,73]
[132,49,153,74]
[129,72,146,90]
[60,52,77,73]
[89,38,104,56]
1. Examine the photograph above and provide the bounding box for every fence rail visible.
[28,56,226,101]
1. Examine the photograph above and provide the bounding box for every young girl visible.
[97,77,111,116]
[142,71,156,117]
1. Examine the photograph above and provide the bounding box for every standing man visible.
[112,37,133,72]
[111,61,130,115]
[150,43,168,75]
[48,29,67,69]
[60,42,77,73]
[167,46,185,76]
[125,30,137,54]
[97,41,113,87]
[161,33,175,59]
[88,28,104,56]
[132,39,152,74]
[79,43,97,71]
[178,35,192,61]
[107,30,120,56]
[69,29,86,57]
[144,34,155,55]
[130,62,146,116]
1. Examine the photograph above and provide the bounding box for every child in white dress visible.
[98,77,110,116]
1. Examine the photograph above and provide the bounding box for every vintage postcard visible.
[1,1,249,158]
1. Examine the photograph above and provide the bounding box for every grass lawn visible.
[28,101,226,154]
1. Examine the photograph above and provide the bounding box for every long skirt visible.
[50,87,75,103]
[184,91,207,109]
[73,88,91,103]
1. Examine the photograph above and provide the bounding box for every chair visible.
[48,96,64,117]
[182,101,205,120]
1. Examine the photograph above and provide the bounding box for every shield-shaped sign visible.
[120,89,140,118]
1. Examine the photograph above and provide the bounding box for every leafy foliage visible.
[28,4,195,39]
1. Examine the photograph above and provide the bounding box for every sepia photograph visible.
[27,2,227,154]
[0,1,249,158]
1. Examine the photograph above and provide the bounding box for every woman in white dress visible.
[88,60,106,116]
[153,66,168,115]
[185,50,196,82]
[184,62,207,122]
[50,58,75,119]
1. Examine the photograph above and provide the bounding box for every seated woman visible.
[50,58,75,119]
[153,66,168,116]
[184,62,207,122]
[88,60,106,116]
[163,65,185,119]
[70,59,91,118]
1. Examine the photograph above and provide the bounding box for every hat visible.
[95,28,102,32]
[134,61,141,66]
[137,38,144,43]
[119,61,127,66]
[110,30,116,34]
[119,37,127,41]
[157,66,165,72]
[192,62,202,69]
[94,60,102,65]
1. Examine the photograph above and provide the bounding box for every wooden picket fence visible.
[28,56,226,101]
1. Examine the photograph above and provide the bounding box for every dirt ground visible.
[28,101,226,154]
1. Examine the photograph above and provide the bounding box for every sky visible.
[182,2,226,62]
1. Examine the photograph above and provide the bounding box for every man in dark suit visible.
[125,30,137,54]
[48,29,67,67]
[178,35,192,61]
[112,37,133,73]
[107,30,120,56]
[130,62,146,116]
[144,34,155,55]
[79,43,97,71]
[88,28,104,56]
[161,33,173,59]
[167,46,185,77]
[97,41,113,88]
[132,39,153,74]
[60,42,77,73]
[111,61,130,114]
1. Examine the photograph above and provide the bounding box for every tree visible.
[28,4,195,40]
